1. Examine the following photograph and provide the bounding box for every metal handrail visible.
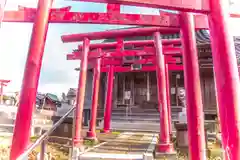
[17,106,76,160]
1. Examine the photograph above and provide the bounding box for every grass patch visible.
[83,139,99,147]
[0,136,101,160]
[28,143,69,160]
[111,131,121,135]
[30,136,39,142]
[173,142,223,160]
[95,129,121,135]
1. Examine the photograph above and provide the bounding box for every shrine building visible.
[73,28,240,123]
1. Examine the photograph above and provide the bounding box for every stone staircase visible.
[79,132,158,160]
[98,106,182,132]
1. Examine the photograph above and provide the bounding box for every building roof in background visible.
[102,28,240,63]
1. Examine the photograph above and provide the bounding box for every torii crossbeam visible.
[77,39,182,51]
[70,54,183,71]
[68,47,182,59]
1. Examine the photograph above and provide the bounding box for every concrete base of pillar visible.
[154,152,177,160]
[154,143,176,160]
[70,146,85,160]
[157,143,174,153]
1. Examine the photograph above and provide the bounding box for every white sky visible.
[0,0,240,96]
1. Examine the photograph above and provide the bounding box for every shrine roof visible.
[102,28,240,62]
[102,28,238,45]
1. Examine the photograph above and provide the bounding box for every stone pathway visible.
[79,132,158,160]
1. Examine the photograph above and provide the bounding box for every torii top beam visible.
[2,6,239,29]
[71,0,209,13]
[2,7,206,28]
[62,27,180,42]
[77,39,181,51]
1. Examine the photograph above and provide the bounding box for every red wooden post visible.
[165,63,172,136]
[208,0,240,159]
[73,38,90,149]
[154,32,174,153]
[87,50,102,140]
[102,65,114,133]
[180,12,206,160]
[9,0,53,159]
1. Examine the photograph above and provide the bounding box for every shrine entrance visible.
[1,0,240,160]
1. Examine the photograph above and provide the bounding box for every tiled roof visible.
[102,28,240,63]
[195,30,240,62]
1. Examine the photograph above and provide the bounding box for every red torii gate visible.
[62,26,201,158]
[2,0,239,159]
[70,38,182,140]
[68,44,183,140]
[0,79,10,104]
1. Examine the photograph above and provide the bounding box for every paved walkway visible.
[79,132,158,160]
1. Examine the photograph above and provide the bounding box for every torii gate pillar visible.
[208,0,240,159]
[102,65,114,133]
[154,32,174,155]
[165,63,172,136]
[10,0,53,159]
[180,12,206,160]
[72,37,90,157]
[87,52,102,140]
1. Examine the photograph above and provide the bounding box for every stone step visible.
[79,132,157,160]
[111,117,160,122]
[111,114,178,118]
[47,136,72,147]
[110,119,179,124]
[110,113,178,122]
[100,121,161,132]
[97,107,182,114]
[111,112,178,116]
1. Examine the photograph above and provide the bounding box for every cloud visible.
[0,22,32,92]
[4,0,240,96]
[0,0,162,95]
